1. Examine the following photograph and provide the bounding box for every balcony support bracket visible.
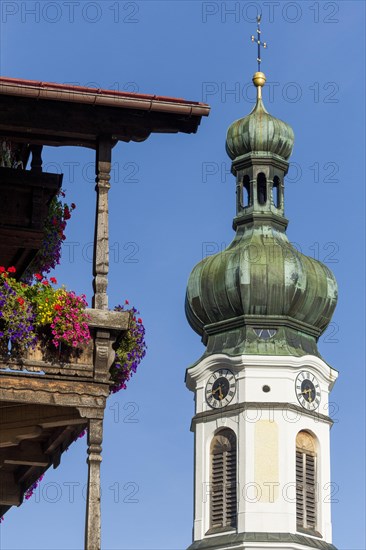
[94,329,117,383]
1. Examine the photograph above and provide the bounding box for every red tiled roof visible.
[0,77,210,116]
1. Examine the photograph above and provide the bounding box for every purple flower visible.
[109,303,147,394]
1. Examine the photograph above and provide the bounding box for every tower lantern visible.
[185,21,338,550]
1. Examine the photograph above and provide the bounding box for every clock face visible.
[295,371,321,411]
[205,369,236,408]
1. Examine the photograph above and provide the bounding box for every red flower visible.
[42,280,49,286]
[35,273,43,280]
[54,304,62,311]
[50,277,57,284]
[0,266,5,273]
[17,297,24,306]
[138,318,143,324]
[125,299,129,305]
[8,266,16,273]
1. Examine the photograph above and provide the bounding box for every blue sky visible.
[0,1,365,549]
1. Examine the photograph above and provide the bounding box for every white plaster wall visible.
[188,354,337,545]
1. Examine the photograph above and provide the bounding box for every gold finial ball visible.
[252,71,266,88]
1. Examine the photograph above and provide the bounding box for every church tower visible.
[185,21,338,550]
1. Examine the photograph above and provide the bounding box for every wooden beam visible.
[0,130,96,149]
[0,95,198,146]
[44,425,76,454]
[0,227,44,248]
[0,374,110,409]
[0,403,82,427]
[0,442,49,467]
[0,405,83,447]
[0,166,61,188]
[0,425,42,447]
[0,471,21,505]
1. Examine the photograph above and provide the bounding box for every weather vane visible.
[251,14,267,72]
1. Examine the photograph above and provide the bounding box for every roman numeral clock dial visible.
[295,371,321,411]
[205,369,236,408]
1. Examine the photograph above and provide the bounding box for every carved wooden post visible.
[30,145,44,230]
[85,418,103,550]
[93,137,112,310]
[30,144,43,173]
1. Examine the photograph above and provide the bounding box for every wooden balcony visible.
[0,77,209,549]
[0,308,129,517]
[0,165,62,276]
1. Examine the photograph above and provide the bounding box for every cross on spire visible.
[251,14,267,72]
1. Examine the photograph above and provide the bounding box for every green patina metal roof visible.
[185,223,337,359]
[185,74,338,360]
[226,95,294,162]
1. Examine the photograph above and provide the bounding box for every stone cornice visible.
[232,212,289,231]
[204,315,322,339]
[190,401,333,431]
[231,151,290,173]
[187,532,337,550]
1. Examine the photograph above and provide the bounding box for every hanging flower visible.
[24,474,44,500]
[0,268,37,355]
[22,191,76,283]
[109,302,147,393]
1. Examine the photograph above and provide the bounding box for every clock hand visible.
[302,388,313,402]
[218,386,224,400]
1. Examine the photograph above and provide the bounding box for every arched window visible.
[257,173,267,205]
[242,175,251,207]
[273,176,281,208]
[210,429,237,531]
[296,431,317,533]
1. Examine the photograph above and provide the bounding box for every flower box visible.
[0,268,142,388]
[25,337,94,367]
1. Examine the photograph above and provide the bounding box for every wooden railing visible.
[0,308,129,384]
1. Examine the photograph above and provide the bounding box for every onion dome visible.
[226,73,295,162]
[185,72,337,359]
[185,225,338,358]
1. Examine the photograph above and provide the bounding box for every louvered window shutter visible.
[225,446,237,527]
[211,452,224,528]
[296,433,317,532]
[210,430,237,530]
